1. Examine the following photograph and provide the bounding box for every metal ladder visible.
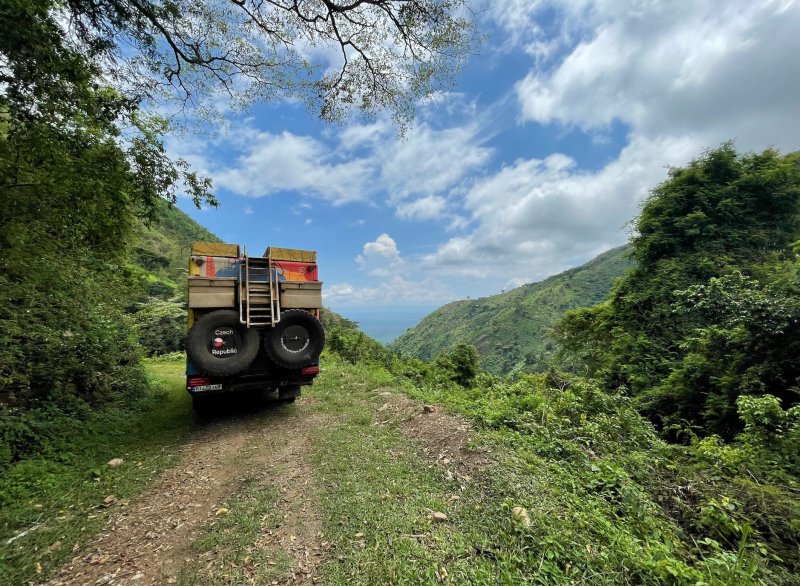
[239,255,281,327]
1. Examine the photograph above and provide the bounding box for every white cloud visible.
[380,124,492,205]
[395,196,448,221]
[503,277,529,291]
[215,131,372,204]
[324,276,454,304]
[514,0,800,151]
[420,0,800,281]
[170,0,800,304]
[168,116,492,219]
[356,234,405,277]
[424,135,701,279]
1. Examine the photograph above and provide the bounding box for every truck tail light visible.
[187,376,210,387]
[300,366,319,376]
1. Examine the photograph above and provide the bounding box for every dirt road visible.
[41,362,494,586]
[45,400,328,586]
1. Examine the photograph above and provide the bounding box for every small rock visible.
[442,458,451,465]
[448,495,460,502]
[107,458,124,468]
[511,506,531,528]
[423,404,435,413]
[33,503,44,510]
[215,507,229,517]
[131,572,145,581]
[103,495,116,505]
[430,512,448,523]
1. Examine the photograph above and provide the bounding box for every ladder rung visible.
[241,255,277,327]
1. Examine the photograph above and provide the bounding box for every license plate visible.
[192,384,223,392]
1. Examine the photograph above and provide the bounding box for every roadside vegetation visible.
[2,3,799,579]
[323,331,799,584]
[0,359,193,584]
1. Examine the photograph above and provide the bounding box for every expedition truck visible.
[185,242,324,412]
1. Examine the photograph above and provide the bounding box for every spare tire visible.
[262,310,325,369]
[186,310,259,375]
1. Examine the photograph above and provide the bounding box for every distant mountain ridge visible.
[391,245,635,375]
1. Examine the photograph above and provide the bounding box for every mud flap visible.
[278,385,301,400]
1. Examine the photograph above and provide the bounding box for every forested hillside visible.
[2,1,799,582]
[392,245,634,374]
[126,203,221,357]
[318,269,800,584]
[130,201,220,301]
[3,144,800,585]
[558,144,800,439]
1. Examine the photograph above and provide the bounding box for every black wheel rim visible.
[281,325,310,353]
[207,326,242,359]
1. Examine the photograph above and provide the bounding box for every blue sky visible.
[168,0,800,337]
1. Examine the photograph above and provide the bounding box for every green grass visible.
[306,360,594,584]
[4,350,795,584]
[305,357,798,585]
[0,357,193,584]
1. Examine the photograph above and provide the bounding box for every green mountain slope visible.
[129,201,221,300]
[392,245,635,374]
[127,202,222,355]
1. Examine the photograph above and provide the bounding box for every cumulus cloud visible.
[170,0,800,301]
[380,123,492,206]
[340,233,461,303]
[356,234,405,277]
[424,135,699,280]
[395,196,448,221]
[214,131,372,204]
[514,0,800,151]
[419,0,800,281]
[169,117,492,219]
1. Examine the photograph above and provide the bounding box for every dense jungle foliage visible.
[126,202,222,357]
[2,1,798,581]
[325,144,800,582]
[557,144,800,439]
[0,0,211,465]
[392,245,634,374]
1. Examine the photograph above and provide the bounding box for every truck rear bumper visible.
[186,373,317,395]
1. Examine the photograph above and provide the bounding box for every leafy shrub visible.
[128,297,187,356]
